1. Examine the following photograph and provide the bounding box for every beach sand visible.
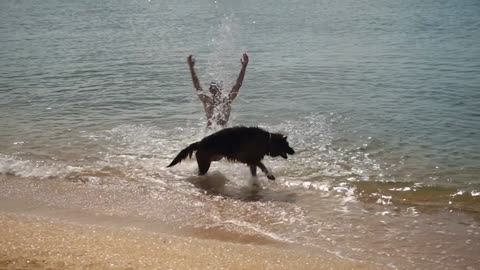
[0,213,373,270]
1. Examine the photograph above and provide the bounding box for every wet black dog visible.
[167,126,295,180]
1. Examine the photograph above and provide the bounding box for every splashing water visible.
[205,15,241,93]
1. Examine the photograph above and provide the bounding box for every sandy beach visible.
[0,213,373,270]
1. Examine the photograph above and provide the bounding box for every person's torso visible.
[204,97,231,127]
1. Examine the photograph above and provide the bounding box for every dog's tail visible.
[167,142,199,168]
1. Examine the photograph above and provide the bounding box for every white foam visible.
[375,211,391,216]
[375,195,392,205]
[223,219,293,243]
[451,190,465,197]
[389,187,412,192]
[0,154,75,179]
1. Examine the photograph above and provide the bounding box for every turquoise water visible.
[1,0,480,269]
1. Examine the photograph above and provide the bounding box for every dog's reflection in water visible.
[187,171,229,194]
[186,171,296,203]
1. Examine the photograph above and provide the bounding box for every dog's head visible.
[268,133,295,159]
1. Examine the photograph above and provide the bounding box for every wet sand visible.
[0,176,376,270]
[0,214,373,270]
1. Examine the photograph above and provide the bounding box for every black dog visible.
[167,126,295,180]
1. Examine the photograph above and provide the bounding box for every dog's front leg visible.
[257,162,275,180]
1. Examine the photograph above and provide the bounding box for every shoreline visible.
[0,213,373,270]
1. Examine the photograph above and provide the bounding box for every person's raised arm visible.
[188,55,210,103]
[188,55,202,91]
[228,53,249,102]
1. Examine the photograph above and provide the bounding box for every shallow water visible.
[1,121,479,269]
[1,0,480,269]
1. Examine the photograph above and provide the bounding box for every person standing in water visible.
[187,53,249,128]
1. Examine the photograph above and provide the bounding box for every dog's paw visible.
[248,176,260,187]
[267,174,275,181]
[252,181,261,188]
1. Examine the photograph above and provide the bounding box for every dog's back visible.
[198,126,270,163]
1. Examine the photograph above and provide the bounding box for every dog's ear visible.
[282,135,288,140]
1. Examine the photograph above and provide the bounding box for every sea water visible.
[1,0,479,269]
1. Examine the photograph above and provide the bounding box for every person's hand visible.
[241,53,249,66]
[187,55,195,67]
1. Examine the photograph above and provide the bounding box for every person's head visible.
[209,81,223,97]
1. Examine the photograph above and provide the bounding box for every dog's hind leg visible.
[249,164,257,177]
[257,162,275,180]
[196,151,211,175]
[248,164,261,187]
